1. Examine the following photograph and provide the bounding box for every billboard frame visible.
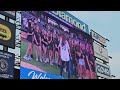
[95,60,111,79]
[0,18,16,49]
[0,11,16,20]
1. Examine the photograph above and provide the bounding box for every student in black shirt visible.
[57,33,62,67]
[23,20,34,60]
[84,43,92,79]
[77,41,86,79]
[74,39,79,78]
[33,24,41,62]
[30,21,35,59]
[54,34,59,65]
[52,33,55,64]
[69,36,77,78]
[88,45,96,79]
[46,31,50,63]
[41,30,48,63]
[41,29,44,62]
[48,32,54,65]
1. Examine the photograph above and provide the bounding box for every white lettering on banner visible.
[0,52,12,59]
[61,12,66,20]
[95,60,111,79]
[0,55,7,58]
[28,71,50,79]
[92,30,107,46]
[60,24,69,32]
[97,64,110,76]
[51,11,87,32]
[0,74,9,78]
[66,14,69,22]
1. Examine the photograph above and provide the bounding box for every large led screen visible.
[20,11,96,79]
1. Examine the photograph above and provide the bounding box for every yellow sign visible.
[0,24,11,41]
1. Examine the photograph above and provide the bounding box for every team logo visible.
[99,47,103,54]
[0,59,8,72]
[0,24,12,41]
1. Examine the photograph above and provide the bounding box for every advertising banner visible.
[93,42,109,62]
[0,11,16,20]
[0,18,16,49]
[95,60,111,79]
[48,11,89,34]
[0,50,15,79]
[20,11,96,79]
[91,30,107,46]
[20,67,65,79]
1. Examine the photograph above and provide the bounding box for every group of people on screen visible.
[21,12,96,79]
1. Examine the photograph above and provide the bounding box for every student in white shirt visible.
[59,32,70,79]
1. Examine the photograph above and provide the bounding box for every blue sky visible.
[68,11,120,78]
